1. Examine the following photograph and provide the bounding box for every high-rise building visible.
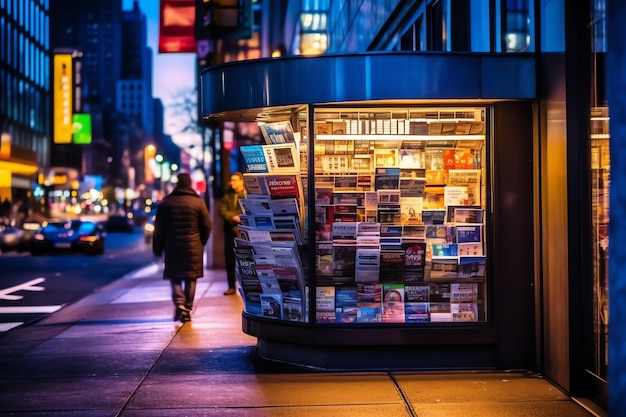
[0,0,50,215]
[50,0,123,111]
[120,0,154,136]
[49,0,158,195]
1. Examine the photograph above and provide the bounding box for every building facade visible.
[49,0,159,201]
[199,0,610,411]
[0,0,50,215]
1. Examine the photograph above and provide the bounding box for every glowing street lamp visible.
[155,154,164,195]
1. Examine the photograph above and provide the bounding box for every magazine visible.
[403,241,426,282]
[260,293,283,319]
[458,256,486,278]
[240,145,269,173]
[259,120,296,144]
[316,286,336,323]
[262,143,300,173]
[355,248,381,283]
[283,296,303,321]
[382,283,405,323]
[379,250,405,282]
[332,244,357,282]
[451,282,478,303]
[404,302,430,323]
[375,167,400,190]
[335,287,358,323]
[452,302,478,322]
[316,243,334,277]
[429,257,459,279]
[456,225,482,243]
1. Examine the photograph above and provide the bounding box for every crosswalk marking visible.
[0,306,62,314]
[0,277,46,301]
[0,322,24,332]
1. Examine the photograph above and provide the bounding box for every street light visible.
[155,153,164,196]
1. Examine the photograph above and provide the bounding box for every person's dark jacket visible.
[219,188,245,236]
[153,184,212,279]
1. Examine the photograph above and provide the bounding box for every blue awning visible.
[200,52,535,121]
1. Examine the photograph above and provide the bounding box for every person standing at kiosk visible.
[219,172,245,295]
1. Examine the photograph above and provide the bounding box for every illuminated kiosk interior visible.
[200,52,536,370]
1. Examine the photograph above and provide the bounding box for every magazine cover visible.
[357,304,382,323]
[259,120,296,144]
[240,145,269,173]
[403,241,426,282]
[458,242,483,256]
[375,167,400,190]
[451,282,478,303]
[405,302,430,323]
[332,245,357,283]
[458,256,486,278]
[456,225,482,243]
[355,248,381,283]
[263,143,300,173]
[260,293,283,319]
[379,250,405,282]
[316,286,336,323]
[315,243,334,277]
[283,296,303,321]
[452,302,479,322]
[382,283,405,323]
[405,284,430,302]
[335,287,358,323]
[356,283,382,303]
[429,257,459,279]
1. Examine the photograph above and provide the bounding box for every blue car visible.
[30,219,106,255]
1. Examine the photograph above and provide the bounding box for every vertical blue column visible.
[608,0,626,413]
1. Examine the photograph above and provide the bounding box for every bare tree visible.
[168,87,201,136]
[166,87,213,193]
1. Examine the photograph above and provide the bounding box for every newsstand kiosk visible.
[200,52,537,370]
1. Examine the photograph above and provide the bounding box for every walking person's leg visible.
[170,278,190,321]
[180,279,197,322]
[223,232,237,295]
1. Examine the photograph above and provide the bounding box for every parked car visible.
[0,219,41,253]
[0,225,29,252]
[105,214,134,233]
[30,219,106,255]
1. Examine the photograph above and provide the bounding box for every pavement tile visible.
[0,266,601,417]
[1,412,116,417]
[410,401,597,417]
[0,376,142,412]
[120,404,412,417]
[394,372,567,403]
[150,347,258,374]
[0,351,161,377]
[127,373,401,409]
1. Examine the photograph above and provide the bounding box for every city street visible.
[0,227,154,333]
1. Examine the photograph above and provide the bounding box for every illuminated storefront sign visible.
[53,54,73,144]
[0,132,10,159]
[159,0,196,53]
[72,113,92,144]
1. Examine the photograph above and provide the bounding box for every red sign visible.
[159,0,197,53]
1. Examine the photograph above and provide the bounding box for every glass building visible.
[0,0,50,212]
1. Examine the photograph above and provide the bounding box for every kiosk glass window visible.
[311,106,488,325]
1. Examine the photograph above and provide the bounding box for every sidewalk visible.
[0,264,604,417]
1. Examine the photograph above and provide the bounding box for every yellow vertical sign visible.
[53,54,73,144]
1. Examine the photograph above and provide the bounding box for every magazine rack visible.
[232,107,495,368]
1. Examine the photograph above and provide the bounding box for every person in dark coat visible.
[219,172,245,295]
[153,173,212,322]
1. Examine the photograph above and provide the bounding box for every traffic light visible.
[195,0,253,40]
